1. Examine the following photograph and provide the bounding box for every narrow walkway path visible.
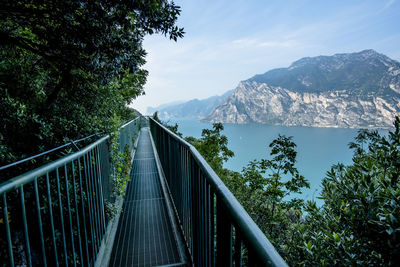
[109,128,181,267]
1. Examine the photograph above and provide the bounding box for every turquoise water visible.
[169,119,360,204]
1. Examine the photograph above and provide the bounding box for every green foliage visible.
[165,123,182,137]
[224,135,309,258]
[110,143,132,198]
[186,123,234,175]
[105,201,121,221]
[105,139,133,220]
[103,121,140,219]
[285,118,400,266]
[0,0,183,169]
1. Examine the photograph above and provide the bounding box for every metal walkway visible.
[109,128,184,267]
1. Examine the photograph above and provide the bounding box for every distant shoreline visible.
[164,117,395,130]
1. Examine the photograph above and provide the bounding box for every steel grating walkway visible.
[109,128,183,267]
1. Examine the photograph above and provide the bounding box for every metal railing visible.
[0,117,142,267]
[0,133,98,172]
[149,118,287,267]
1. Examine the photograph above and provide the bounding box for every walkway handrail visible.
[0,136,108,196]
[0,132,99,172]
[149,118,287,267]
[0,116,142,267]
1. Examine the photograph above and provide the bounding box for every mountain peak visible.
[249,50,400,95]
[290,49,384,69]
[358,48,378,55]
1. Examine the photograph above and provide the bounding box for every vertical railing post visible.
[210,188,215,267]
[34,178,47,267]
[56,168,68,266]
[234,230,243,266]
[78,157,91,267]
[45,173,59,266]
[3,193,15,267]
[190,156,197,264]
[216,199,232,267]
[64,164,76,267]
[95,146,106,236]
[71,161,84,265]
[19,186,33,267]
[83,154,96,260]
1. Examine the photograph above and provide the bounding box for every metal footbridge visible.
[109,128,185,266]
[0,117,287,267]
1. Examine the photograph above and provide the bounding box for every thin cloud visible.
[258,40,300,48]
[383,0,396,10]
[232,38,302,48]
[376,0,396,13]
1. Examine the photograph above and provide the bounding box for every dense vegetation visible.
[0,2,183,265]
[0,0,183,173]
[162,116,400,266]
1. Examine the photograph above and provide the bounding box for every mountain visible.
[205,50,400,128]
[147,100,186,115]
[147,89,233,119]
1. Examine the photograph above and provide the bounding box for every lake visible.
[167,119,362,204]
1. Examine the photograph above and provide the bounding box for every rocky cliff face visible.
[205,50,400,128]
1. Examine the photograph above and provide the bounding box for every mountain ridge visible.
[205,50,400,128]
[147,89,233,119]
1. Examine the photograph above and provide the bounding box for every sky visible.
[131,0,400,114]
